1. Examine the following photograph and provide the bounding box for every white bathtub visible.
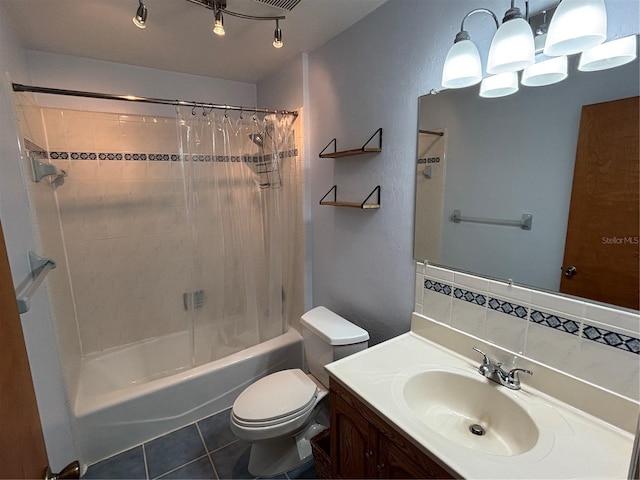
[74,328,304,466]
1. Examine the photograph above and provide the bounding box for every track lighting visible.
[273,19,283,48]
[441,1,635,98]
[133,1,286,48]
[132,0,147,29]
[213,5,225,36]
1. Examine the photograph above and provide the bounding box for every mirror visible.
[414,44,639,310]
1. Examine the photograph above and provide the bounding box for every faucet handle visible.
[507,368,533,384]
[472,347,490,364]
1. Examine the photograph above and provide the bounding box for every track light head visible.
[273,19,283,48]
[133,0,147,29]
[213,5,225,36]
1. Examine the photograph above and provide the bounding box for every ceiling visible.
[1,0,387,83]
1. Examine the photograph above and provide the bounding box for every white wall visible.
[257,53,313,314]
[307,0,639,345]
[26,50,256,117]
[0,6,76,471]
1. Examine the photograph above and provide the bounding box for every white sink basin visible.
[400,369,539,456]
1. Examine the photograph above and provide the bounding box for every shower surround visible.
[15,98,305,464]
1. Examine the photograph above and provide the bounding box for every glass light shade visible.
[544,0,607,56]
[578,35,638,71]
[487,18,535,74]
[441,40,482,89]
[480,72,519,98]
[522,56,568,86]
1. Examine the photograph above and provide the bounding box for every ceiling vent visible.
[252,0,301,11]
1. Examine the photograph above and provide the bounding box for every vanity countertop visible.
[325,315,637,479]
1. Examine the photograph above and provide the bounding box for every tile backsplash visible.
[415,262,640,401]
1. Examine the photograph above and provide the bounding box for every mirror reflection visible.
[414,49,639,310]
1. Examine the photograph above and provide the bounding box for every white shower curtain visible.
[175,107,298,365]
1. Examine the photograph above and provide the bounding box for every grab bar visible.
[451,209,533,230]
[16,252,57,314]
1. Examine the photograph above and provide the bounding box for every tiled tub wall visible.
[415,263,640,401]
[27,107,302,356]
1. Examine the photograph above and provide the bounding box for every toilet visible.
[230,306,369,477]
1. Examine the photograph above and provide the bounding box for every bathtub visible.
[73,328,304,466]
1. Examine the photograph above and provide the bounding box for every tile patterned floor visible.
[83,408,318,480]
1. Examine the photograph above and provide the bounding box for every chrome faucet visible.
[472,347,533,390]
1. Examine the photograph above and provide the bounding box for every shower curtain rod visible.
[12,83,298,117]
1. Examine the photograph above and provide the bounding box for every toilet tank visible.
[300,306,369,387]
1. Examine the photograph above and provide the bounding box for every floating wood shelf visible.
[319,128,382,158]
[319,185,381,209]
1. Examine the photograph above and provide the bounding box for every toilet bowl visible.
[230,307,369,477]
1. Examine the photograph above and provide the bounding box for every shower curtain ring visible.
[191,104,197,116]
[202,103,207,116]
[239,107,244,119]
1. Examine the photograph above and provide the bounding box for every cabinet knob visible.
[377,463,385,471]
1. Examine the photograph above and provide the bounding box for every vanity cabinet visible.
[329,379,456,479]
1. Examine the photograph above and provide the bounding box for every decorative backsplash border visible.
[24,139,298,163]
[425,279,640,355]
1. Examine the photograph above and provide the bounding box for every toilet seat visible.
[232,369,318,427]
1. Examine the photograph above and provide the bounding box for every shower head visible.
[249,133,264,148]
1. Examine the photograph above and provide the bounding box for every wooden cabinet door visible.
[330,388,376,478]
[0,220,49,478]
[378,435,454,479]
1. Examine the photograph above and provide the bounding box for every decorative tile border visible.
[23,141,298,164]
[453,287,486,306]
[583,324,640,354]
[422,276,639,355]
[488,297,528,319]
[530,310,580,335]
[424,279,452,296]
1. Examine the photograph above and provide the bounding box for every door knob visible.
[563,266,577,277]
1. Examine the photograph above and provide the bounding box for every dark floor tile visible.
[286,460,317,480]
[158,456,217,479]
[209,440,253,479]
[145,424,207,479]
[83,446,147,479]
[198,408,238,452]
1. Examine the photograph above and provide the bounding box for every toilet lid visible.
[233,369,317,423]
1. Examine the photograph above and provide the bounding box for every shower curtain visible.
[176,108,298,365]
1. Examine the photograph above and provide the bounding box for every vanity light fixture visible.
[486,1,535,74]
[521,55,568,86]
[479,71,519,98]
[441,1,636,98]
[578,35,638,71]
[134,0,286,48]
[441,8,499,89]
[132,0,147,29]
[543,0,607,56]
